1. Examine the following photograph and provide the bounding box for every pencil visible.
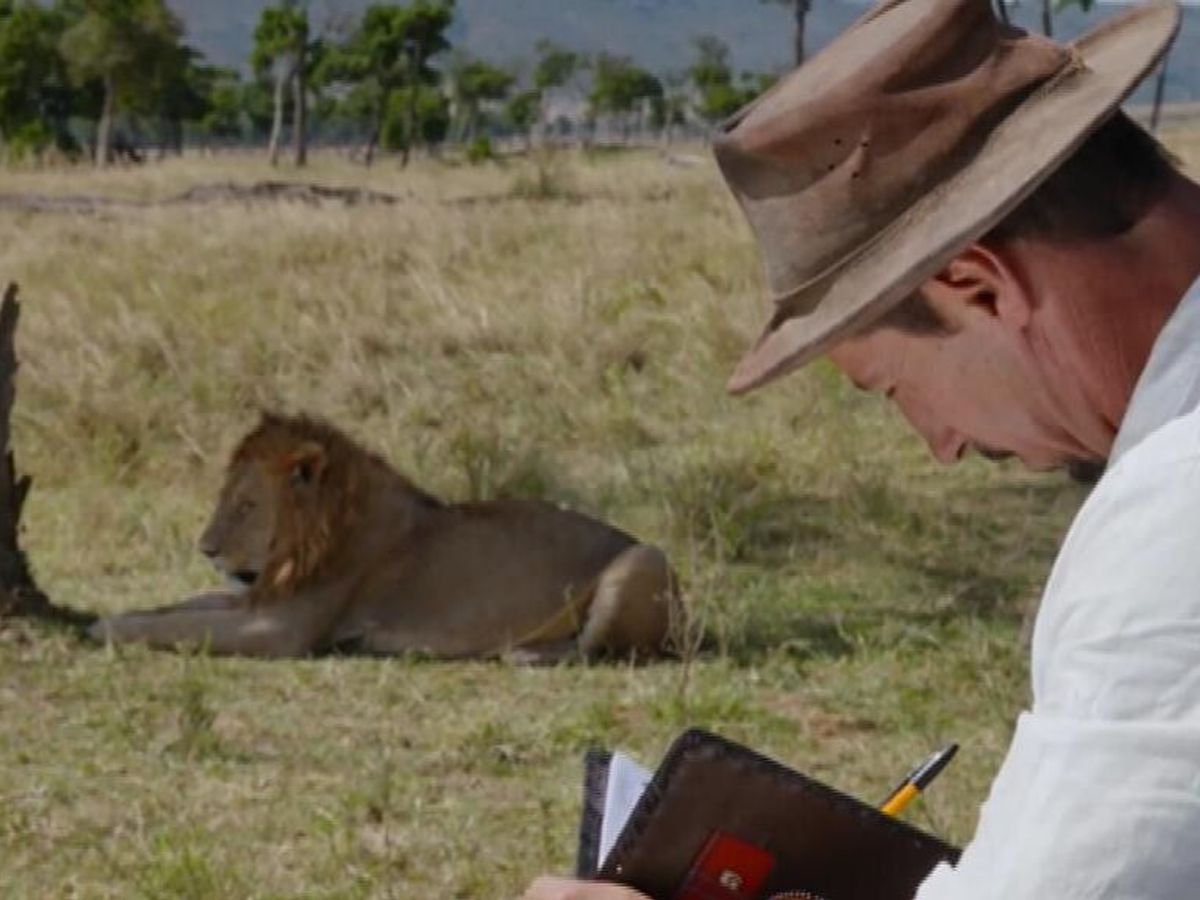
[879,743,958,817]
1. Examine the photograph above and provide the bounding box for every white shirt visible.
[916,274,1200,900]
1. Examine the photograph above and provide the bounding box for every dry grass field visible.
[0,127,1197,898]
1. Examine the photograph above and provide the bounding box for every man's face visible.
[825,300,1103,471]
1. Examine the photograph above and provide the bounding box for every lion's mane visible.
[231,413,443,599]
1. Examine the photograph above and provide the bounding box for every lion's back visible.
[353,499,640,656]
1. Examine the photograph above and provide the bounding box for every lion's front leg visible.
[88,588,339,658]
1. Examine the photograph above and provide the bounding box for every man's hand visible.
[521,876,650,900]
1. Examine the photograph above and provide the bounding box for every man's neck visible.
[1106,174,1200,410]
[1056,173,1200,449]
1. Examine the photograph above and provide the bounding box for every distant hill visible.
[166,0,1200,103]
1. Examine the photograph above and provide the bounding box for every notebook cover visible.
[597,729,960,900]
[577,748,613,878]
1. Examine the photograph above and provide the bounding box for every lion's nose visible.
[198,540,218,559]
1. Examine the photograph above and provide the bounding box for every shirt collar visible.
[1110,273,1200,463]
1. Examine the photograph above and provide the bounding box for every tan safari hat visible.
[717,0,1181,395]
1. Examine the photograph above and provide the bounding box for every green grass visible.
[0,143,1118,898]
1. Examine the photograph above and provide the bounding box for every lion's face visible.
[199,458,279,590]
[199,428,333,595]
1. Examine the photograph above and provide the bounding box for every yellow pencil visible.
[879,743,958,818]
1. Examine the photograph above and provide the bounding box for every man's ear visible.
[285,441,326,487]
[922,242,1032,331]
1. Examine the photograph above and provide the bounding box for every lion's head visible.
[198,412,440,598]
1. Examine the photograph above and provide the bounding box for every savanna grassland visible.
[2,128,1197,898]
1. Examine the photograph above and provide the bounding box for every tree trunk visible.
[1150,53,1170,133]
[293,54,307,167]
[95,74,116,167]
[267,65,287,167]
[401,49,421,169]
[793,0,811,67]
[363,98,386,167]
[1041,0,1053,37]
[0,284,93,634]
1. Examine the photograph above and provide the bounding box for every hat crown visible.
[714,0,1068,311]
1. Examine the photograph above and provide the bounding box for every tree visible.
[505,88,540,150]
[588,53,661,141]
[0,284,92,633]
[761,0,811,66]
[0,1,77,159]
[533,39,578,93]
[59,0,185,166]
[198,68,246,143]
[532,39,578,138]
[450,57,513,143]
[391,0,455,167]
[320,2,452,166]
[688,36,759,126]
[381,83,449,152]
[240,76,276,142]
[141,44,216,155]
[252,1,309,166]
[652,73,689,144]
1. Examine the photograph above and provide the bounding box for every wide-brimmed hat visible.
[717,0,1180,395]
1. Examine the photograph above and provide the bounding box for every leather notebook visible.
[590,728,960,900]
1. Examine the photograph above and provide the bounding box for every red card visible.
[675,831,775,900]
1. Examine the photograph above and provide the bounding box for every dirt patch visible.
[0,180,406,215]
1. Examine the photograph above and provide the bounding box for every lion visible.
[89,412,681,661]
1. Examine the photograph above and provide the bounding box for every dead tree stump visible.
[0,283,93,631]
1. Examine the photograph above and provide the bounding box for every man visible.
[526,0,1200,897]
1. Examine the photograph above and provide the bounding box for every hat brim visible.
[727,0,1181,395]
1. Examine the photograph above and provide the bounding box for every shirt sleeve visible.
[916,415,1200,900]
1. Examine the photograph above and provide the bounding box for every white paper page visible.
[599,751,653,867]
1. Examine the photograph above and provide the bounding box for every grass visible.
[3,131,1195,897]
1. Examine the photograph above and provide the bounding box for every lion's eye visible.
[236,499,256,516]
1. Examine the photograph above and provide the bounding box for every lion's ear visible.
[286,441,327,487]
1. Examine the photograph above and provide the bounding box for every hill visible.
[168,0,1200,103]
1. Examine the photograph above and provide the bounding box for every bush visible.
[465,135,494,164]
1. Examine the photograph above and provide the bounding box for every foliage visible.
[505,88,541,139]
[532,39,578,92]
[252,0,313,164]
[450,56,514,140]
[319,1,454,158]
[651,73,689,135]
[58,0,187,162]
[0,1,77,156]
[588,53,662,133]
[251,1,306,78]
[380,83,449,150]
[198,68,246,140]
[688,35,767,125]
[465,133,493,163]
[58,0,182,102]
